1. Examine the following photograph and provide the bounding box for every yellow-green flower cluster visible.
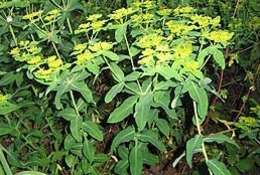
[0,94,8,105]
[157,8,172,16]
[131,0,154,9]
[73,43,94,65]
[131,13,154,24]
[138,36,174,65]
[190,15,220,28]
[166,21,196,35]
[190,15,212,28]
[204,30,234,45]
[44,9,61,22]
[73,41,113,65]
[138,34,164,49]
[182,60,200,73]
[236,116,258,132]
[47,56,63,69]
[75,14,106,34]
[109,7,135,21]
[23,10,43,21]
[174,6,194,15]
[10,40,42,65]
[173,41,193,59]
[89,42,113,52]
[34,55,63,80]
[34,68,54,80]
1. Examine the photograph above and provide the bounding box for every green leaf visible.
[111,127,135,151]
[103,51,120,61]
[197,46,225,69]
[0,126,14,136]
[186,135,203,168]
[110,63,125,82]
[114,160,129,175]
[141,144,159,166]
[107,96,138,123]
[134,94,153,131]
[15,172,47,175]
[185,80,208,123]
[203,134,239,147]
[125,72,141,82]
[156,65,174,80]
[0,102,20,115]
[105,82,124,103]
[206,159,232,175]
[70,82,94,104]
[156,119,170,136]
[83,121,103,141]
[115,24,127,43]
[65,154,77,168]
[211,47,225,70]
[139,130,166,152]
[83,140,95,163]
[129,143,143,175]
[70,117,82,142]
[58,108,77,121]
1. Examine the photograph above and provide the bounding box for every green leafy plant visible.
[0,0,259,175]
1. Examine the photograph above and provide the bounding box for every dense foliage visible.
[0,0,259,175]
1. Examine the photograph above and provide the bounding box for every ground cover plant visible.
[0,0,259,175]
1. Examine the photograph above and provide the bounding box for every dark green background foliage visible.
[0,0,259,175]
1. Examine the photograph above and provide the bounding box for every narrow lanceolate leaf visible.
[156,119,170,137]
[186,135,203,168]
[83,121,103,141]
[105,82,124,103]
[203,134,239,148]
[58,108,77,121]
[134,95,153,131]
[139,130,166,152]
[110,63,125,82]
[115,24,127,43]
[111,127,135,152]
[206,159,232,175]
[83,140,95,163]
[114,160,129,175]
[185,80,208,123]
[107,96,138,123]
[71,82,94,104]
[103,51,120,61]
[211,47,225,70]
[129,143,143,175]
[70,118,82,142]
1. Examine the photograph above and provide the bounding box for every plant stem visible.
[66,18,73,34]
[123,33,135,71]
[69,90,80,117]
[52,42,61,58]
[193,102,209,161]
[9,25,17,46]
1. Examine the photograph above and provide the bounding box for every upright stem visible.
[66,18,73,34]
[193,102,209,161]
[123,33,135,71]
[69,90,80,117]
[52,42,61,58]
[9,25,17,46]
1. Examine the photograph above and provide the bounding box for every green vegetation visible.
[0,0,259,175]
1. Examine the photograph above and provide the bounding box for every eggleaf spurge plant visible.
[0,0,237,174]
